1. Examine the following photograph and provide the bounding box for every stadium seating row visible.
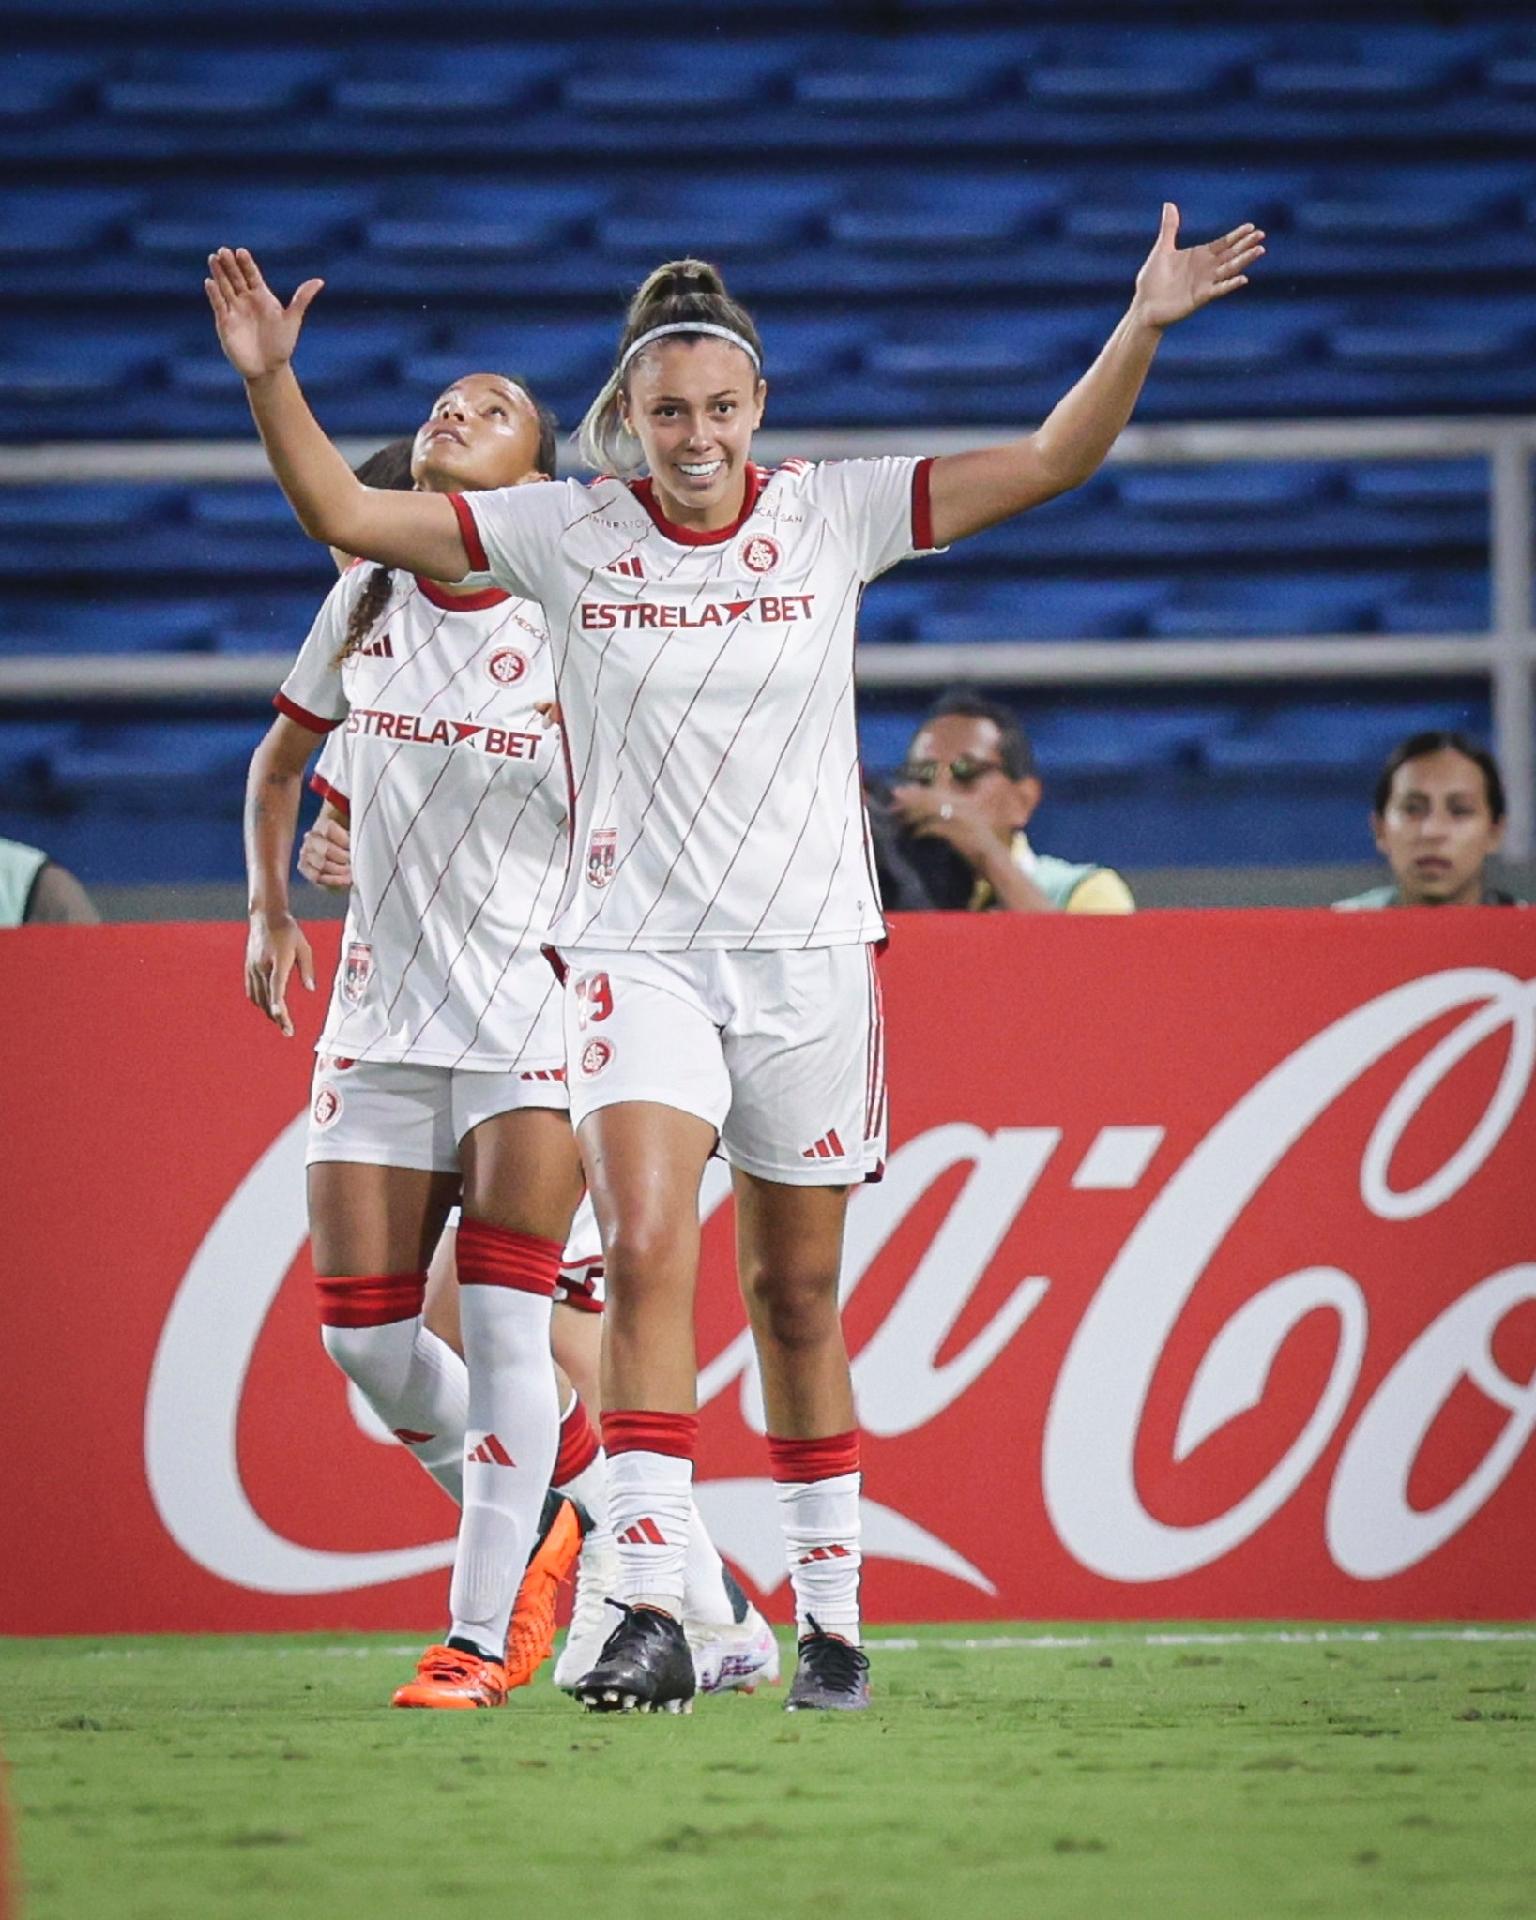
[0,686,1491,883]
[3,29,1534,152]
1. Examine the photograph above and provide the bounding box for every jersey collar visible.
[628,464,768,546]
[414,575,510,613]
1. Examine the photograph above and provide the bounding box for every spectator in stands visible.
[1335,731,1521,909]
[888,690,1134,912]
[0,837,99,926]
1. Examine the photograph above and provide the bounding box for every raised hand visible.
[1133,204,1264,331]
[205,246,324,380]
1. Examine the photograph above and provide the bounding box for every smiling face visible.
[619,336,766,530]
[410,373,544,494]
[1373,746,1504,905]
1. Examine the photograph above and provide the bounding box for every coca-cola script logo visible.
[143,968,1534,1601]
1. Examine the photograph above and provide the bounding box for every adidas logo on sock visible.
[467,1434,515,1467]
[617,1517,667,1547]
[797,1544,852,1565]
[801,1128,846,1161]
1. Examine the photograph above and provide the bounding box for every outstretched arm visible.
[927,205,1264,547]
[205,248,469,579]
[244,714,322,1037]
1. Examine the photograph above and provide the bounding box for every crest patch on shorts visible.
[312,1085,343,1128]
[579,1037,614,1077]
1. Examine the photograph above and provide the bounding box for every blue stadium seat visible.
[214,594,332,655]
[858,708,927,773]
[0,326,173,401]
[854,578,949,645]
[793,34,1022,113]
[828,177,1058,254]
[866,308,1103,384]
[1290,169,1518,243]
[0,723,75,792]
[1375,571,1490,635]
[1059,167,1301,249]
[330,44,571,116]
[1345,461,1488,511]
[592,178,837,260]
[0,187,141,259]
[0,487,174,537]
[915,580,1169,644]
[1026,30,1265,109]
[50,721,266,812]
[757,316,875,387]
[1151,306,1333,377]
[100,51,339,120]
[190,490,311,535]
[0,600,217,656]
[129,185,373,261]
[1327,302,1536,371]
[1114,463,1341,520]
[1147,573,1399,640]
[403,318,616,397]
[172,319,423,397]
[1252,29,1485,107]
[562,42,794,114]
[1202,700,1485,775]
[0,53,104,123]
[364,182,609,260]
[1028,705,1238,775]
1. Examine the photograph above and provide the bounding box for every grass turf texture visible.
[3,1626,1532,1920]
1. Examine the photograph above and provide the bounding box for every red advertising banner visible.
[2,911,1533,1634]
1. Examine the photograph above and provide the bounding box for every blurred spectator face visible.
[903,714,1039,842]
[1372,746,1504,906]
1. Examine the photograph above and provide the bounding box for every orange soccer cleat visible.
[391,1644,511,1710]
[504,1495,588,1689]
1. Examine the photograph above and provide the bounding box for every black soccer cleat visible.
[784,1616,871,1712]
[573,1601,696,1715]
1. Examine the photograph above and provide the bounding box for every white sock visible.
[447,1287,558,1659]
[321,1318,467,1504]
[608,1450,693,1617]
[776,1471,862,1641]
[682,1498,737,1627]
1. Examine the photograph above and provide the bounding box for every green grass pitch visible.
[3,1625,1532,1920]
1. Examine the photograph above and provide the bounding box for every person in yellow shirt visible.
[888,691,1134,913]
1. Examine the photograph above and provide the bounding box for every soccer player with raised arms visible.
[208,202,1262,1712]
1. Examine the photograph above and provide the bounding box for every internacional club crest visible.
[738,533,781,575]
[579,1037,614,1077]
[486,647,529,687]
[311,1085,342,1128]
[586,828,618,889]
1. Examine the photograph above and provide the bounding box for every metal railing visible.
[2,416,1532,856]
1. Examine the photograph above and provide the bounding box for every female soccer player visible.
[209,202,1262,1712]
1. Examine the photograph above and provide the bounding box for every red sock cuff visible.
[554,1397,601,1484]
[767,1429,861,1483]
[457,1217,563,1297]
[315,1272,426,1329]
[602,1409,698,1461]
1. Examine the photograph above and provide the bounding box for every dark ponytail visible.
[332,437,415,666]
[579,258,763,475]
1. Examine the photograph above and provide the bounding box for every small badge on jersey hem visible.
[342,941,374,1005]
[579,1037,614,1078]
[312,1085,343,1129]
[586,828,618,890]
[486,646,529,687]
[738,533,781,575]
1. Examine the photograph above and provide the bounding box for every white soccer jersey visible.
[276,564,567,1069]
[451,457,939,954]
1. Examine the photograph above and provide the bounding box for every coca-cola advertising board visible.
[2,912,1532,1634]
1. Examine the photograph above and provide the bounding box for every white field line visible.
[64,1625,1536,1660]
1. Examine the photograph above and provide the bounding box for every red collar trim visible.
[628,464,768,546]
[414,575,509,613]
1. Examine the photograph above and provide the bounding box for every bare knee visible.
[740,1259,841,1353]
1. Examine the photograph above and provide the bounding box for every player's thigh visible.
[719,945,885,1188]
[305,1059,460,1274]
[456,1080,586,1245]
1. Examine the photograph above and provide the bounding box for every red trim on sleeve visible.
[414,574,509,613]
[308,771,351,815]
[449,491,490,573]
[628,464,768,546]
[911,455,937,552]
[273,692,342,734]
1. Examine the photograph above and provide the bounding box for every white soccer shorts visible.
[305,1055,571,1174]
[559,944,887,1187]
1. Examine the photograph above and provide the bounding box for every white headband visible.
[620,321,761,374]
